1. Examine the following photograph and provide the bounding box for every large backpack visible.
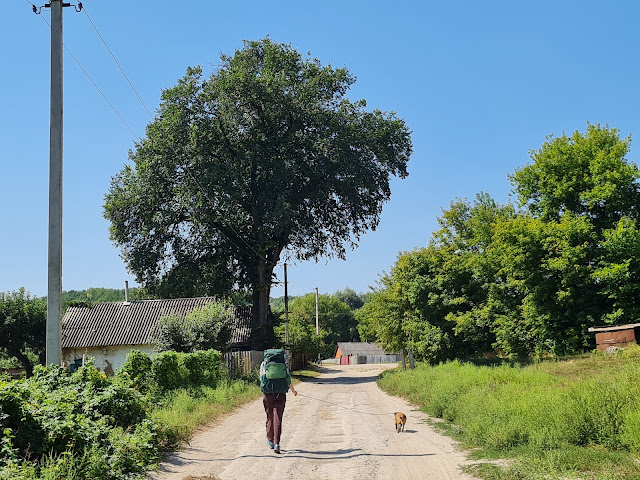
[260,349,289,394]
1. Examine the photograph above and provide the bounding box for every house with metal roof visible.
[61,297,252,375]
[334,342,401,365]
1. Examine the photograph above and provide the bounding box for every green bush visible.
[0,364,161,479]
[0,348,229,478]
[118,349,152,390]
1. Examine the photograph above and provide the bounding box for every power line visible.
[81,6,154,119]
[33,9,142,142]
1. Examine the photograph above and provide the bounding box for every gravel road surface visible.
[148,363,477,480]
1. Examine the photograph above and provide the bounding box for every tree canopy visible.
[104,38,412,328]
[359,124,640,361]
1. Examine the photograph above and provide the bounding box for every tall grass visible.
[153,380,261,447]
[378,346,640,479]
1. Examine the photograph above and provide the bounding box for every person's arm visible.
[289,382,297,396]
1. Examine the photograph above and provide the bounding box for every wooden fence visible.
[223,350,263,376]
[223,350,308,375]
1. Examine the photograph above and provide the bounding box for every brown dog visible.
[394,412,406,433]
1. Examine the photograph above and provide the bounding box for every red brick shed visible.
[588,323,640,351]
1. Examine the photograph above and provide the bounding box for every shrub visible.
[0,364,161,479]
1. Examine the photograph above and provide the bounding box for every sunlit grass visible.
[378,346,640,480]
[152,380,261,447]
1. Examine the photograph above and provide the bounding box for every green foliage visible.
[103,37,412,328]
[0,347,231,478]
[154,300,234,353]
[0,364,159,479]
[275,293,357,358]
[510,124,639,230]
[61,287,146,307]
[332,287,366,310]
[0,289,46,376]
[359,124,640,361]
[119,349,222,394]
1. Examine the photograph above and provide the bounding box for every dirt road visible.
[148,364,477,480]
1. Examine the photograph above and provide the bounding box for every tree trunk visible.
[407,348,415,370]
[252,257,271,327]
[11,349,34,377]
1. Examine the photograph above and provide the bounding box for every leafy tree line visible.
[272,287,368,359]
[359,124,640,362]
[62,287,144,306]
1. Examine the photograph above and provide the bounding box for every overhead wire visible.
[31,7,142,142]
[81,6,153,119]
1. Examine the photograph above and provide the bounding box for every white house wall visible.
[62,344,155,376]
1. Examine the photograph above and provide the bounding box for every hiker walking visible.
[260,349,297,454]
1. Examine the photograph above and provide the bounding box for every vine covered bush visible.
[0,348,224,479]
[0,364,158,479]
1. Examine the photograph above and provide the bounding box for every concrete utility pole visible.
[284,263,289,347]
[46,0,64,366]
[36,0,82,365]
[283,263,290,369]
[315,287,319,335]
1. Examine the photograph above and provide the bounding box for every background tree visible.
[332,287,366,310]
[104,38,412,328]
[154,300,234,353]
[510,124,639,230]
[274,315,323,360]
[355,275,409,357]
[282,293,358,358]
[0,289,46,376]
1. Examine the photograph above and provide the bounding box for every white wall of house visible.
[62,344,155,375]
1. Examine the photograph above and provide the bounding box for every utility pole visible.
[35,0,82,365]
[283,263,290,369]
[46,0,64,366]
[315,287,319,335]
[284,263,289,347]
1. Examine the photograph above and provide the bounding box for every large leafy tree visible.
[510,124,639,231]
[0,289,46,376]
[104,38,412,328]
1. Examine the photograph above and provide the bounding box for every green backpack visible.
[260,349,289,394]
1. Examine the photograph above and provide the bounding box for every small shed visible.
[588,323,640,351]
[61,297,253,375]
[334,342,401,365]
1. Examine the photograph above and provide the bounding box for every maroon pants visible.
[263,393,287,444]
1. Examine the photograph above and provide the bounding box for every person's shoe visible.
[267,439,274,449]
[274,444,281,454]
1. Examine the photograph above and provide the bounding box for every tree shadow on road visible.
[308,374,380,385]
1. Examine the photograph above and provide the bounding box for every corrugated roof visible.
[61,297,253,348]
[336,342,393,356]
[588,322,640,333]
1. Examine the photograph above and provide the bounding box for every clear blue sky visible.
[3,0,640,299]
